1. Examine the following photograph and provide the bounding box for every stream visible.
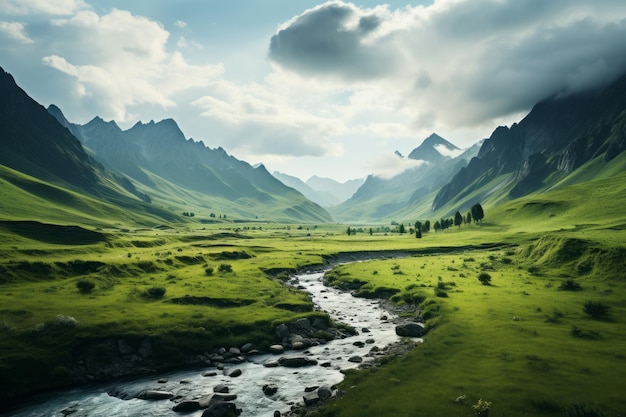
[4,268,415,417]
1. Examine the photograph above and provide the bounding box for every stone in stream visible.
[278,356,318,367]
[203,371,218,377]
[201,401,241,417]
[136,390,174,400]
[173,400,201,412]
[224,368,242,377]
[264,360,280,368]
[214,384,229,393]
[269,344,285,354]
[263,384,279,396]
[348,355,363,363]
[395,322,425,337]
[318,385,333,400]
[240,342,254,353]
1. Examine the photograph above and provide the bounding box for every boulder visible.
[225,368,242,377]
[303,391,320,406]
[201,402,241,417]
[348,355,363,363]
[240,343,254,353]
[264,360,280,368]
[395,322,425,337]
[278,356,318,368]
[263,384,278,396]
[203,371,218,377]
[214,384,229,393]
[173,400,201,412]
[318,386,333,401]
[269,344,285,354]
[136,390,174,400]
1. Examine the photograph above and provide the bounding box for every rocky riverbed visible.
[3,267,423,417]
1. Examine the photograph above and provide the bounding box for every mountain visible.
[305,176,364,205]
[433,72,626,212]
[49,107,332,223]
[329,134,480,222]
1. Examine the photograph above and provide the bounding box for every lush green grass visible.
[319,246,626,417]
[1,170,626,415]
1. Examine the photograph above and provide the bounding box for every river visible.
[4,268,413,417]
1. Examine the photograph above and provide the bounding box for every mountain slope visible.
[49,107,332,223]
[433,72,626,212]
[329,134,479,222]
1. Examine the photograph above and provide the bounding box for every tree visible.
[466,211,472,225]
[398,224,406,234]
[434,221,441,232]
[478,272,492,285]
[414,221,422,239]
[346,226,352,236]
[423,220,430,233]
[471,203,485,223]
[454,211,463,228]
[369,228,373,236]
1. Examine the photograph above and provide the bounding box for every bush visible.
[218,264,233,273]
[559,279,582,291]
[583,301,610,319]
[566,402,606,417]
[142,286,166,300]
[204,267,214,276]
[76,279,95,294]
[478,272,492,285]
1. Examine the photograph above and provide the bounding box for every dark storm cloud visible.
[268,2,395,80]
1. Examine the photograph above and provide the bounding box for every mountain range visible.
[2,64,626,227]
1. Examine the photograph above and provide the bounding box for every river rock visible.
[318,386,333,401]
[201,402,241,417]
[225,368,242,377]
[263,384,278,396]
[278,356,318,367]
[395,322,425,337]
[136,390,174,400]
[348,355,363,363]
[173,400,201,412]
[269,344,284,354]
[303,391,320,406]
[214,384,229,393]
[264,360,280,368]
[203,371,218,377]
[240,343,254,353]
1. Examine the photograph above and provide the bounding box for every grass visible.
[1,169,626,414]
[318,245,626,417]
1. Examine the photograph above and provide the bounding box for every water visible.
[4,271,407,417]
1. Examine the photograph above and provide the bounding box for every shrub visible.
[583,301,610,319]
[566,402,606,417]
[218,264,233,273]
[204,266,214,276]
[434,287,448,297]
[478,272,492,285]
[76,279,95,294]
[472,399,492,416]
[142,286,166,300]
[559,279,582,291]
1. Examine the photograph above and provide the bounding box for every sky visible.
[2,0,626,183]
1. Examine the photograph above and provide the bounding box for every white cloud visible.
[0,21,33,43]
[368,154,426,180]
[42,8,223,122]
[1,0,87,15]
[269,0,626,133]
[174,20,187,29]
[193,79,345,158]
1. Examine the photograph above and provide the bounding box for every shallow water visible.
[5,271,406,417]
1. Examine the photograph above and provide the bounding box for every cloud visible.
[269,2,397,81]
[1,0,87,15]
[368,154,426,180]
[42,9,223,122]
[268,0,626,131]
[174,20,187,28]
[193,79,345,158]
[0,21,33,43]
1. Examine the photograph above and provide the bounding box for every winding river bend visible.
[5,267,414,417]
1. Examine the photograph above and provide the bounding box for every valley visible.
[1,61,626,417]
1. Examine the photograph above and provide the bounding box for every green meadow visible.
[0,173,625,416]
